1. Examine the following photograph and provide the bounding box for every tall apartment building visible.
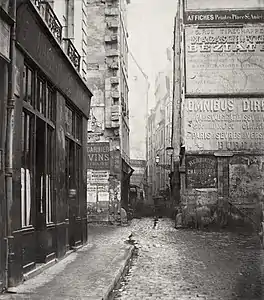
[86,0,132,221]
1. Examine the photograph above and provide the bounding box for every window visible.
[21,111,34,227]
[65,105,82,141]
[65,106,74,135]
[23,65,34,105]
[65,104,83,218]
[46,126,54,223]
[21,63,56,227]
[37,77,46,115]
[23,63,55,120]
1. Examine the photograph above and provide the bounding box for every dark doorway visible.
[35,117,46,262]
[65,139,77,248]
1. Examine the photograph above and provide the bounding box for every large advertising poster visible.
[185,25,264,95]
[184,98,264,151]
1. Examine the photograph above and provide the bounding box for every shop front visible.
[0,2,13,291]
[8,1,92,287]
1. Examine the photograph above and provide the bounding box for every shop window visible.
[23,63,55,121]
[65,104,82,142]
[37,77,46,116]
[65,106,74,136]
[23,65,34,106]
[46,126,54,223]
[76,114,82,142]
[35,118,55,225]
[22,62,56,227]
[47,86,54,121]
[21,111,34,227]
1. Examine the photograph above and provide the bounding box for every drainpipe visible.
[4,0,16,290]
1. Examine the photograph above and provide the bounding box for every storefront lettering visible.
[186,156,217,189]
[87,142,110,170]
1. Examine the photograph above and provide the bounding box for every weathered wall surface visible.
[178,1,264,229]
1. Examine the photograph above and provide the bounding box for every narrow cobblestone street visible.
[112,218,264,300]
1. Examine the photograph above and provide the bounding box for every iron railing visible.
[33,0,62,43]
[63,38,81,71]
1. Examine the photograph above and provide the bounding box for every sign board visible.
[186,156,217,188]
[184,10,264,25]
[98,192,110,202]
[185,25,264,95]
[184,98,264,151]
[184,0,264,11]
[87,170,109,184]
[87,191,97,203]
[87,142,110,170]
[0,18,10,60]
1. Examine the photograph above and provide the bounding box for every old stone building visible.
[173,0,264,228]
[86,0,132,222]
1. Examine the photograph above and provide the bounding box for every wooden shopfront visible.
[8,1,91,287]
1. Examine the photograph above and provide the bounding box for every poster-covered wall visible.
[87,142,110,221]
[185,25,264,95]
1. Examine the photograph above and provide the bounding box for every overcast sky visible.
[127,0,177,109]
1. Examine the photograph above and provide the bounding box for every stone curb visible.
[102,245,135,300]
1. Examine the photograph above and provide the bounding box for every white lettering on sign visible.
[185,25,264,94]
[184,98,264,151]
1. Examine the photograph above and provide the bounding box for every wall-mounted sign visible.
[0,18,10,60]
[184,10,264,24]
[87,142,110,170]
[185,25,264,95]
[186,156,217,189]
[87,170,109,184]
[184,98,264,151]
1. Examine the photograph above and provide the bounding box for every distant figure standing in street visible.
[120,207,128,225]
[175,207,183,229]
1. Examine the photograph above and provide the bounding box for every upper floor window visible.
[23,65,34,106]
[23,63,55,122]
[65,105,82,142]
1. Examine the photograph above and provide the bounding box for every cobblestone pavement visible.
[112,218,264,300]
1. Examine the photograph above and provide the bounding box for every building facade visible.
[86,0,132,222]
[174,0,264,227]
[0,0,92,289]
[146,51,173,206]
[128,53,149,160]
